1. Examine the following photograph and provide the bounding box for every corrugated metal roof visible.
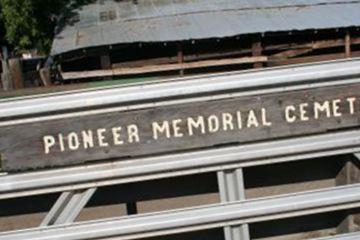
[51,0,360,55]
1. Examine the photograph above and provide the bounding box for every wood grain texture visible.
[62,56,268,80]
[1,83,360,171]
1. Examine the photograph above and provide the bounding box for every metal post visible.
[2,184,360,240]
[40,188,96,226]
[336,154,360,234]
[217,169,250,240]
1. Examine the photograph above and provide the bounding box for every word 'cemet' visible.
[284,98,356,123]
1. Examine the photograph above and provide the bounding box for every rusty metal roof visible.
[51,0,360,55]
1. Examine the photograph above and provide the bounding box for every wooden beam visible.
[268,51,360,67]
[112,49,250,69]
[61,37,360,66]
[8,58,24,89]
[345,31,351,58]
[110,37,360,69]
[1,46,13,91]
[39,68,52,87]
[60,37,360,80]
[272,48,313,59]
[272,37,360,60]
[100,55,111,69]
[62,56,268,80]
[336,158,360,234]
[269,37,360,52]
[252,37,263,68]
[177,43,184,76]
[3,82,360,170]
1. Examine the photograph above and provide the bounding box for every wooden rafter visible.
[62,56,268,80]
[272,37,360,60]
[268,51,360,67]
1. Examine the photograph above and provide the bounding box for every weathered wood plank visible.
[252,37,263,68]
[268,51,360,66]
[62,56,268,80]
[100,55,111,70]
[8,58,24,89]
[1,51,13,91]
[272,48,313,59]
[1,83,360,171]
[177,43,184,76]
[39,68,52,87]
[345,31,351,58]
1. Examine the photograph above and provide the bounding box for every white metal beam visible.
[1,184,360,240]
[218,169,250,240]
[353,153,360,161]
[40,188,96,226]
[311,232,360,240]
[1,129,360,200]
[1,58,360,120]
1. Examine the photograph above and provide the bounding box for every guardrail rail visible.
[0,59,360,240]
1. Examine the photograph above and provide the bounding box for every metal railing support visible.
[1,184,360,240]
[40,188,96,226]
[354,153,360,161]
[1,58,360,120]
[1,130,360,200]
[218,169,250,240]
[312,231,360,240]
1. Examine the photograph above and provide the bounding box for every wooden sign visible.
[1,83,360,171]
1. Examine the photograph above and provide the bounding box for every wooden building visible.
[52,0,360,82]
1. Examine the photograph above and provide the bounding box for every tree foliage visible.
[0,0,95,55]
[0,0,71,54]
[0,4,5,46]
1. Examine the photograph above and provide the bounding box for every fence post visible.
[9,58,24,89]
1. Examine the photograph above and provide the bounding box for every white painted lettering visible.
[82,130,94,149]
[97,128,109,147]
[128,124,140,143]
[153,121,171,139]
[112,127,124,145]
[43,136,56,154]
[347,97,356,114]
[285,105,296,123]
[222,113,234,131]
[332,99,342,117]
[236,111,242,129]
[172,119,183,138]
[208,115,220,133]
[261,108,272,126]
[58,134,65,152]
[68,132,80,150]
[188,116,205,136]
[299,103,309,121]
[314,101,331,119]
[247,110,259,128]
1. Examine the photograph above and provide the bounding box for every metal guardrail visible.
[1,184,360,240]
[2,58,360,170]
[313,232,360,240]
[1,59,360,240]
[1,58,360,120]
[1,129,359,200]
